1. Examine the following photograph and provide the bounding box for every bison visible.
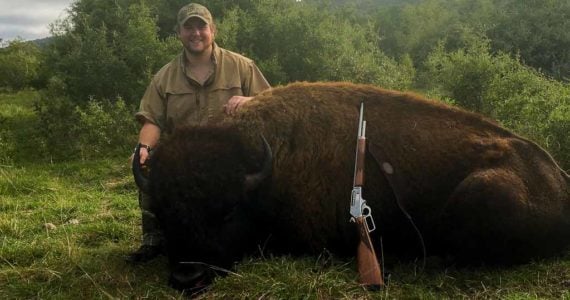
[133,81,570,291]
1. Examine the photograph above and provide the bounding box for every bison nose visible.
[169,263,212,292]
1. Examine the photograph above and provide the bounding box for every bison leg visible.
[440,168,558,264]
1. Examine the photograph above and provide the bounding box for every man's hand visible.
[135,121,160,166]
[128,147,150,166]
[138,147,151,165]
[225,96,254,115]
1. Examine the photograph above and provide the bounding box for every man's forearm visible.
[139,122,161,148]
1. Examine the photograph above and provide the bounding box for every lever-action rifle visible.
[350,101,384,290]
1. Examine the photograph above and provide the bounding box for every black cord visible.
[368,141,427,271]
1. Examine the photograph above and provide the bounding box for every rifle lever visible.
[362,204,376,232]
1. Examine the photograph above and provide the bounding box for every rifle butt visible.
[356,217,384,290]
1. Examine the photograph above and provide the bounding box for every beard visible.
[184,39,212,56]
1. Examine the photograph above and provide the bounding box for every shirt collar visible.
[180,43,219,86]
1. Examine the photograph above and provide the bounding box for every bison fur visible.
[136,82,570,290]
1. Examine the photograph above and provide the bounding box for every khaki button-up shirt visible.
[135,43,270,134]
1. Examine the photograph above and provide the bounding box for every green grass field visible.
[1,91,569,299]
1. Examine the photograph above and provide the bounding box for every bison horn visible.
[132,143,150,194]
[244,135,273,191]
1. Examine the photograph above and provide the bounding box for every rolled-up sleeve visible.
[135,77,165,129]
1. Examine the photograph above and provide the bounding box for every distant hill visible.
[31,36,54,48]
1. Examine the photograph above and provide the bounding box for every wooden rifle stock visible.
[356,217,384,289]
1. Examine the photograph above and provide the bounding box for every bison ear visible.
[244,135,273,191]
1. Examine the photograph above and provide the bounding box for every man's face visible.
[178,18,214,55]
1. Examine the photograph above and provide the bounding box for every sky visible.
[0,0,74,42]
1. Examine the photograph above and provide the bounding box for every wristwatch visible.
[134,143,152,153]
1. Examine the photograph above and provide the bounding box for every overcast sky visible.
[1,0,74,41]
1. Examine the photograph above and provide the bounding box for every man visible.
[126,3,271,263]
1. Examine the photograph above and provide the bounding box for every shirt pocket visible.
[165,91,199,132]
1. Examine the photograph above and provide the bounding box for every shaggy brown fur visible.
[228,81,569,262]
[146,81,569,289]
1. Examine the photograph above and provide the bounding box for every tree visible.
[150,0,256,39]
[216,0,413,89]
[376,0,497,65]
[487,0,570,80]
[422,35,570,168]
[43,0,178,104]
[0,39,41,90]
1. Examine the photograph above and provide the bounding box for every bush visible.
[422,35,570,169]
[376,0,496,68]
[0,39,41,91]
[421,35,505,114]
[34,92,138,162]
[43,1,179,105]
[74,98,139,159]
[545,103,570,169]
[488,0,570,80]
[216,0,414,89]
[0,116,14,165]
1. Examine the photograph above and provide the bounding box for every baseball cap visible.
[177,3,213,26]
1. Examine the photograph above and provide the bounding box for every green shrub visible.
[43,1,179,105]
[545,104,570,169]
[0,39,41,91]
[74,98,139,159]
[488,0,570,80]
[216,0,414,89]
[422,35,570,169]
[33,93,138,162]
[376,0,495,68]
[0,116,14,165]
[34,95,79,161]
[421,35,504,114]
[0,91,42,163]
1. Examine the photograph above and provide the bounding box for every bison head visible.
[133,125,272,290]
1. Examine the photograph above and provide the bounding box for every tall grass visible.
[1,91,569,299]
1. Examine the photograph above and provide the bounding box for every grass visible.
[1,91,569,299]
